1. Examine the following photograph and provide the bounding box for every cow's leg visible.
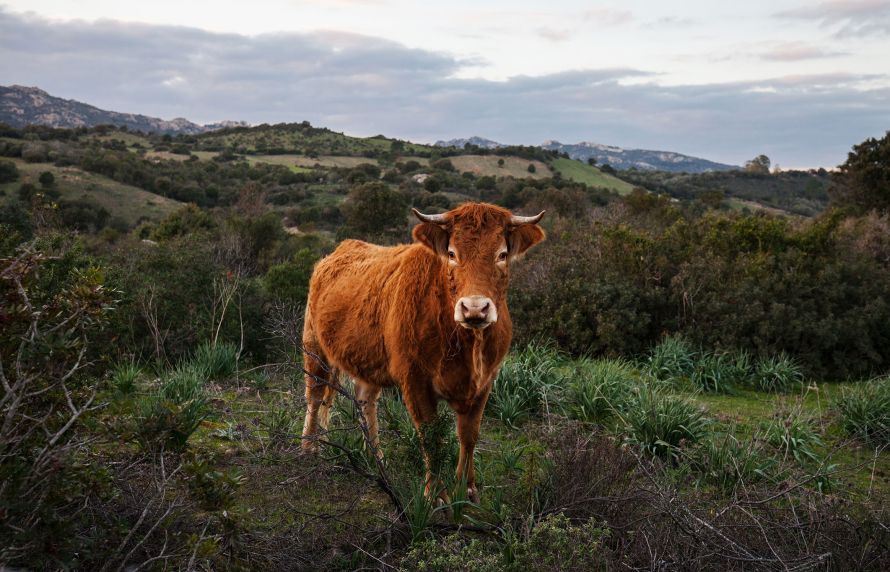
[401,383,447,502]
[455,392,490,503]
[301,334,340,453]
[354,380,383,459]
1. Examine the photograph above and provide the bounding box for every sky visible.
[1,1,889,168]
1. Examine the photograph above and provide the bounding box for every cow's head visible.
[412,203,545,330]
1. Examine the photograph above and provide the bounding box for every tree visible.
[830,131,890,214]
[745,155,771,174]
[0,159,18,183]
[587,157,598,167]
[527,163,537,174]
[497,158,505,168]
[38,171,55,189]
[340,182,407,240]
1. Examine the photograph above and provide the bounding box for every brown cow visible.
[300,202,545,501]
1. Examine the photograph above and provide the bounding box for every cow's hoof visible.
[300,441,320,455]
[467,486,480,504]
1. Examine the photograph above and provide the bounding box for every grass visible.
[0,158,181,226]
[192,341,239,381]
[564,357,638,422]
[646,334,697,383]
[835,376,890,447]
[623,385,708,459]
[488,342,564,428]
[110,359,142,395]
[448,155,552,180]
[754,353,805,393]
[550,157,637,195]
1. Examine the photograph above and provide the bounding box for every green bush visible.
[624,387,708,459]
[754,354,804,393]
[134,363,210,453]
[686,432,778,492]
[110,359,142,395]
[193,341,239,381]
[690,351,751,393]
[764,413,822,465]
[399,513,609,572]
[564,357,637,422]
[647,335,697,382]
[488,343,564,428]
[835,377,890,447]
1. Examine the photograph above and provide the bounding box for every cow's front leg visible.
[454,390,490,504]
[402,383,449,503]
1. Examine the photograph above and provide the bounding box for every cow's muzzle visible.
[454,296,497,329]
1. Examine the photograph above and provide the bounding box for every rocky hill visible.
[437,136,738,173]
[0,85,247,134]
[541,140,737,173]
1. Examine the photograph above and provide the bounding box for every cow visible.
[300,202,545,502]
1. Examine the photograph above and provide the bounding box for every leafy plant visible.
[110,359,142,395]
[764,413,823,465]
[647,335,697,382]
[690,351,747,393]
[754,353,804,393]
[192,341,239,381]
[686,432,778,492]
[623,386,707,459]
[185,458,246,512]
[134,363,210,453]
[835,377,890,447]
[565,357,637,422]
[488,343,564,428]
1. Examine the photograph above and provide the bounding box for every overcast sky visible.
[2,1,889,167]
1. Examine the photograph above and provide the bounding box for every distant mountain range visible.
[0,85,247,134]
[436,136,738,173]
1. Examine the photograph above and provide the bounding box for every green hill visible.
[551,157,638,195]
[0,159,181,225]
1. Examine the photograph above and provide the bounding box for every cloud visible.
[536,27,573,42]
[581,8,634,26]
[1,8,887,167]
[777,0,890,37]
[758,41,849,61]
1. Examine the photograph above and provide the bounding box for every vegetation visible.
[1,123,889,569]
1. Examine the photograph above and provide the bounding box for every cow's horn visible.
[510,211,545,225]
[412,208,448,224]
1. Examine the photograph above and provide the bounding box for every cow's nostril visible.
[480,302,490,315]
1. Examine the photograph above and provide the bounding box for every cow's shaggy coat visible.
[301,202,545,500]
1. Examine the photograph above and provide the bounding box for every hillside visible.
[0,85,247,134]
[542,140,738,173]
[550,157,637,195]
[0,158,182,226]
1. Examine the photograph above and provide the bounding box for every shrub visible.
[647,335,697,382]
[624,387,707,459]
[488,343,564,428]
[185,458,245,511]
[564,357,637,422]
[754,353,804,393]
[835,377,890,447]
[0,159,18,183]
[193,341,239,381]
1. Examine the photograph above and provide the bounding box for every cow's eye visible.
[498,251,508,262]
[448,250,456,260]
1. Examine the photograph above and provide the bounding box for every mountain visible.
[541,140,737,173]
[434,136,504,149]
[0,85,248,134]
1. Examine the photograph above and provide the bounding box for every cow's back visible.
[304,239,444,388]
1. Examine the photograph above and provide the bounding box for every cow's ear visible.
[413,223,449,256]
[509,224,546,258]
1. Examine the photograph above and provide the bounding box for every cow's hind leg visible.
[301,336,340,453]
[355,380,383,459]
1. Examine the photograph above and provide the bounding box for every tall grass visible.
[835,377,890,447]
[623,386,708,459]
[564,358,638,422]
[192,341,239,381]
[686,432,779,492]
[764,413,823,465]
[489,343,564,428]
[754,353,804,393]
[110,359,142,395]
[646,335,697,382]
[134,362,210,453]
